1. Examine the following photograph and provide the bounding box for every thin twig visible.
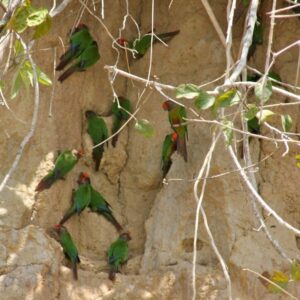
[243,268,298,300]
[228,146,300,235]
[0,38,39,192]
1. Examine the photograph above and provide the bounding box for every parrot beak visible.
[77,149,84,158]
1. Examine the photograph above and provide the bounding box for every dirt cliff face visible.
[0,0,300,299]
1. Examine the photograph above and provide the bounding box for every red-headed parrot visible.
[107,232,131,281]
[54,224,80,280]
[117,30,180,58]
[89,186,123,232]
[56,24,94,71]
[161,132,178,178]
[59,172,91,225]
[111,97,132,147]
[85,110,108,171]
[35,149,83,192]
[58,41,100,82]
[162,100,188,162]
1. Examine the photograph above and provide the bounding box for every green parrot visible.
[85,110,109,171]
[161,132,178,178]
[54,224,80,280]
[111,97,132,147]
[59,172,92,225]
[107,232,131,281]
[35,149,83,192]
[247,16,263,60]
[117,30,180,58]
[162,100,188,162]
[58,41,100,82]
[89,186,123,232]
[56,24,94,71]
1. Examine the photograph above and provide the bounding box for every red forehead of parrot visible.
[77,23,88,29]
[117,37,127,46]
[162,101,170,110]
[171,132,178,142]
[54,224,61,229]
[79,172,89,180]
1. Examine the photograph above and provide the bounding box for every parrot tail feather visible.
[109,215,123,232]
[111,134,119,147]
[93,149,103,171]
[56,54,72,71]
[157,30,180,42]
[72,262,78,280]
[59,210,74,226]
[177,136,187,162]
[35,174,55,192]
[109,266,117,281]
[162,159,172,178]
[58,65,78,82]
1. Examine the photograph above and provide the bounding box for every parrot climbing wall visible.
[0,0,300,299]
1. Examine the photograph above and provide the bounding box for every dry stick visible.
[146,0,155,85]
[105,66,300,101]
[228,146,300,235]
[167,150,276,183]
[100,0,104,19]
[0,38,39,192]
[267,3,300,14]
[49,0,72,17]
[295,46,300,92]
[247,66,300,91]
[192,131,233,300]
[243,268,298,300]
[48,47,57,117]
[226,0,259,84]
[200,0,226,48]
[241,69,291,262]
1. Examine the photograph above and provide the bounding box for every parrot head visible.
[85,110,97,119]
[119,232,131,242]
[116,37,128,47]
[171,132,178,142]
[54,224,62,233]
[77,172,90,184]
[76,23,88,30]
[162,100,173,111]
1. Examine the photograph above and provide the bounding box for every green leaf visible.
[222,120,233,145]
[214,89,241,108]
[268,71,282,86]
[256,109,274,123]
[267,271,289,293]
[194,90,215,110]
[176,84,200,99]
[11,73,22,99]
[10,6,31,33]
[33,14,51,39]
[14,39,24,56]
[255,79,272,103]
[244,104,259,120]
[37,69,52,86]
[26,8,48,27]
[281,114,292,132]
[296,155,300,168]
[291,261,300,281]
[135,119,155,138]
